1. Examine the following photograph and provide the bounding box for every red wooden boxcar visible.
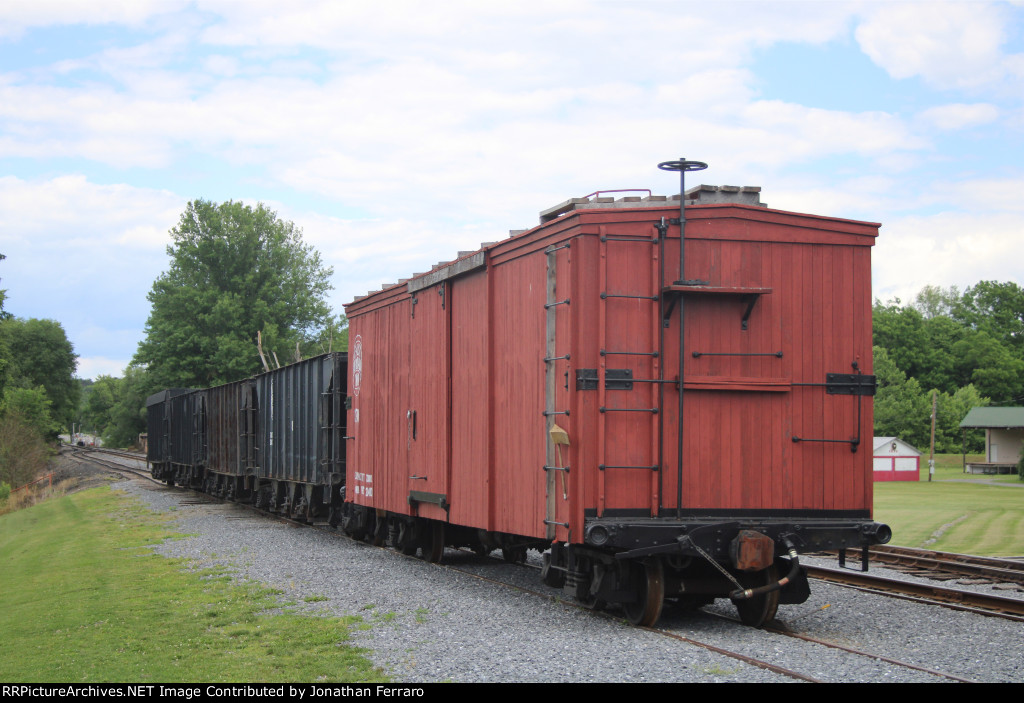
[342,181,891,626]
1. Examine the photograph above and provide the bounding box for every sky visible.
[1,0,1022,380]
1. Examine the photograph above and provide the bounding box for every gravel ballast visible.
[111,476,1023,683]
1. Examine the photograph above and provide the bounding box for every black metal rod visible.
[677,162,688,519]
[601,293,659,300]
[601,349,659,357]
[692,351,783,358]
[657,218,667,512]
[791,436,857,445]
[599,407,658,413]
[599,465,660,471]
[657,157,708,518]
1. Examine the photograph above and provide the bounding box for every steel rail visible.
[433,549,823,683]
[806,564,1024,621]
[764,623,975,683]
[66,448,163,486]
[864,545,1024,585]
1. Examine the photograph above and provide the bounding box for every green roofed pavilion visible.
[960,407,1024,429]
[959,407,1024,473]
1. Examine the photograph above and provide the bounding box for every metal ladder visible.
[594,225,664,517]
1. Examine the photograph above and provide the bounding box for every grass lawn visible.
[874,454,1024,557]
[0,486,387,683]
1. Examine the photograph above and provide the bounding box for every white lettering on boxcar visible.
[353,472,373,501]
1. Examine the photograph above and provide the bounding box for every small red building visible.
[872,436,921,482]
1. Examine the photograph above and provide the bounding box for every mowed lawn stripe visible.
[0,487,385,683]
[874,481,1024,557]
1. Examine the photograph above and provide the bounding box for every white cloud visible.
[917,103,1000,130]
[873,211,1024,304]
[0,175,182,243]
[928,177,1024,213]
[0,0,188,39]
[743,101,927,157]
[855,2,1020,90]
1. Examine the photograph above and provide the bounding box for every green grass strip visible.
[0,487,387,683]
[875,481,1024,556]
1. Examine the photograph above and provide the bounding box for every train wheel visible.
[622,559,665,627]
[732,564,780,627]
[502,546,527,564]
[371,516,388,547]
[398,522,418,556]
[422,522,444,564]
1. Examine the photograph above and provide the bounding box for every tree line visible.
[0,254,79,489]
[873,281,1024,454]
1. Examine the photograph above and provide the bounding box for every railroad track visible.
[860,545,1024,587]
[806,563,1024,622]
[64,445,160,485]
[406,547,982,683]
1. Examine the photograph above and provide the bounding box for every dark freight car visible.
[200,378,256,500]
[170,389,205,487]
[253,352,348,521]
[145,387,194,484]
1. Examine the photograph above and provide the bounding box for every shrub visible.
[0,413,49,488]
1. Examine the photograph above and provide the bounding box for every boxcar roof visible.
[345,192,880,314]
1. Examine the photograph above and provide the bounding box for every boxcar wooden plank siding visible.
[490,252,548,537]
[344,198,878,550]
[450,270,489,529]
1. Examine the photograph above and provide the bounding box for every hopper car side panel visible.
[205,379,251,478]
[145,388,193,483]
[254,352,347,518]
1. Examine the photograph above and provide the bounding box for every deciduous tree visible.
[134,200,334,388]
[0,317,79,432]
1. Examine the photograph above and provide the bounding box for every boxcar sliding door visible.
[406,280,451,522]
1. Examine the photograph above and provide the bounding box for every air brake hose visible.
[729,535,801,601]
